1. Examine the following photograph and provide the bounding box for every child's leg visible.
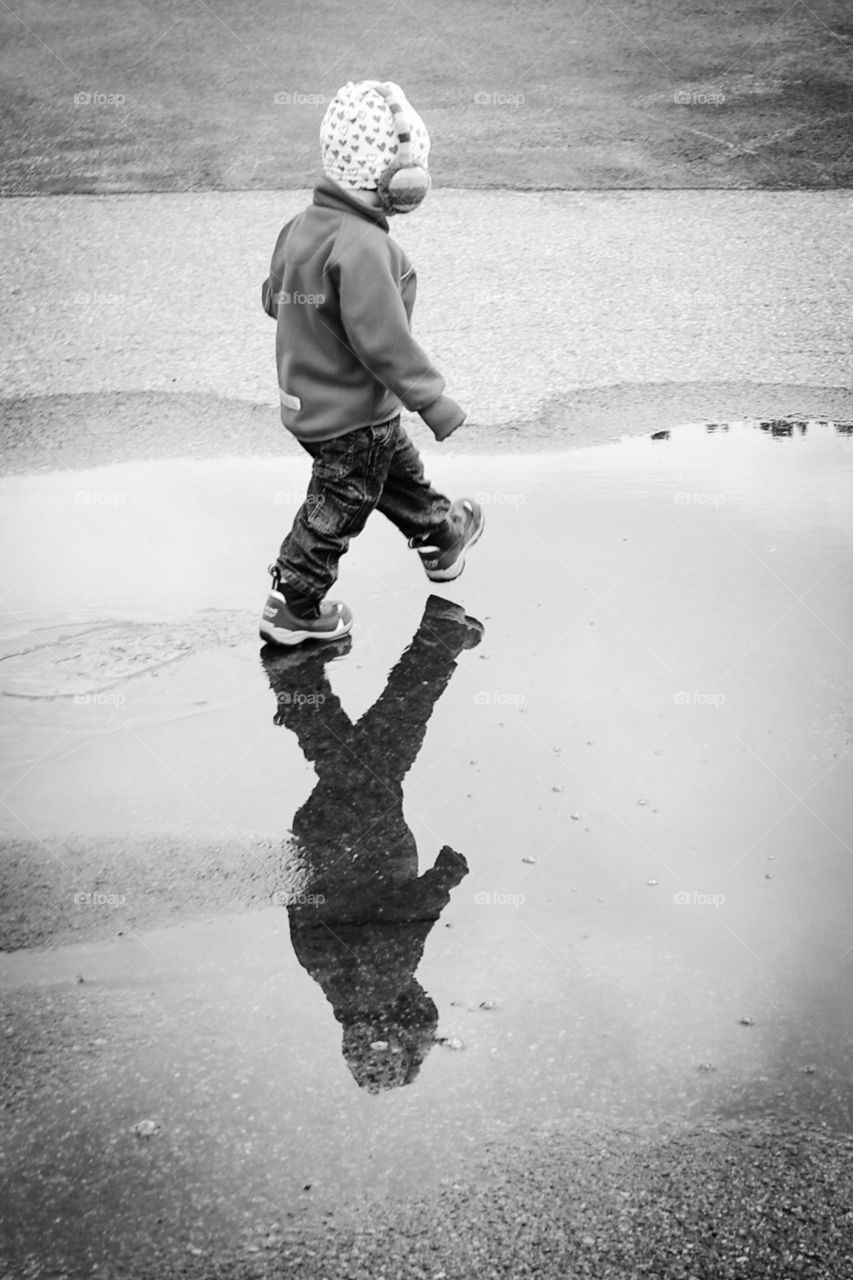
[276,420,400,611]
[376,422,484,582]
[374,422,453,539]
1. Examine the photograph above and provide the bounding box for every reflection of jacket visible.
[289,862,461,1095]
[265,597,480,1091]
[261,176,444,443]
[289,842,466,1032]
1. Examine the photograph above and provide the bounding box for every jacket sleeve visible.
[261,276,278,318]
[262,218,295,319]
[334,233,445,411]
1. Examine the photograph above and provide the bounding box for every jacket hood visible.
[313,176,389,231]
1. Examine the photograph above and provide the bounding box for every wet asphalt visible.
[1,191,853,1278]
[2,422,853,1278]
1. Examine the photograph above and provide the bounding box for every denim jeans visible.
[276,416,452,601]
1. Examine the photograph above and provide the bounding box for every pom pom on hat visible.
[320,80,430,190]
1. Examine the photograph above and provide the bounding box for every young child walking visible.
[260,79,484,646]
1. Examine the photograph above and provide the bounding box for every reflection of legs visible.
[356,596,484,783]
[261,643,354,767]
[375,424,452,542]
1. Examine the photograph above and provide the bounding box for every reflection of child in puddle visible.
[262,595,483,1092]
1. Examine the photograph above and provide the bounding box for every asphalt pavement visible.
[1,189,852,473]
[1,191,853,1280]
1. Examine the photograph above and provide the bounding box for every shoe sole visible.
[259,617,353,646]
[425,512,486,582]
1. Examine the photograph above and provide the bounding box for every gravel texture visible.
[190,1115,853,1280]
[2,190,852,473]
[5,1106,848,1279]
[0,834,282,952]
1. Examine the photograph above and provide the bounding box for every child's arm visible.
[335,235,466,440]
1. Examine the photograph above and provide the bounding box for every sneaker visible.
[420,595,485,652]
[260,577,353,647]
[410,498,485,582]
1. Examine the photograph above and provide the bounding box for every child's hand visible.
[419,394,466,441]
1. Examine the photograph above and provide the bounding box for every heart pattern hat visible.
[320,80,430,190]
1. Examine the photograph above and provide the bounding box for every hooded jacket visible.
[262,177,448,442]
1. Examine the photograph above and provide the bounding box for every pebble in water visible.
[132,1119,160,1139]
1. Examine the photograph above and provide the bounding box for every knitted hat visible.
[320,80,430,190]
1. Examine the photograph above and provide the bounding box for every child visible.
[260,79,484,646]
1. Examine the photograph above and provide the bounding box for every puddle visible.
[1,420,852,1275]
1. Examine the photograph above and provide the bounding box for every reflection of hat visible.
[320,80,430,190]
[341,989,438,1093]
